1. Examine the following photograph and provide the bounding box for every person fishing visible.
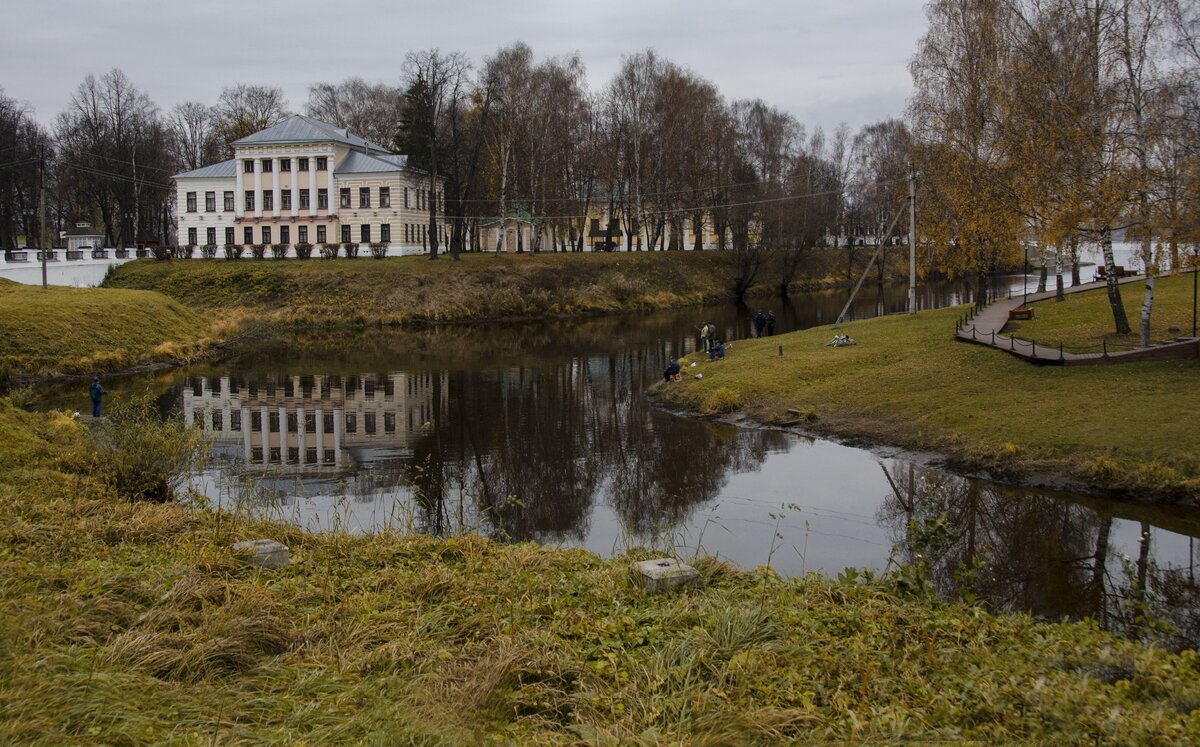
[89,375,107,417]
[663,359,682,382]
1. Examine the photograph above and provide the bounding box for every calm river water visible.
[44,269,1200,644]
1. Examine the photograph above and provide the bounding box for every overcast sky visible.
[3,0,928,137]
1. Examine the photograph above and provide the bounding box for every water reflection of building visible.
[183,372,447,473]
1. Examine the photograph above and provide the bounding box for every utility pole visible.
[907,166,917,314]
[39,142,48,290]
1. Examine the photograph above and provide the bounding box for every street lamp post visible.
[1023,245,1030,306]
[1192,248,1197,338]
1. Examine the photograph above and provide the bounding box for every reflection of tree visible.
[879,464,1105,620]
[878,464,1200,647]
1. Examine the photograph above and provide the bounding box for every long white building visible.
[175,115,446,256]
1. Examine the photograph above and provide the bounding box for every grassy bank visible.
[0,279,220,382]
[102,250,885,326]
[1010,272,1199,349]
[2,399,1199,743]
[655,300,1200,499]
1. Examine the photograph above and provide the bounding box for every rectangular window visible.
[298,157,309,171]
[299,189,310,209]
[316,156,327,170]
[360,224,370,243]
[341,224,351,243]
[364,379,375,398]
[281,190,292,210]
[243,227,253,245]
[280,158,291,172]
[305,447,317,464]
[230,410,241,432]
[384,412,396,434]
[340,188,351,209]
[261,159,273,173]
[211,410,223,431]
[225,227,234,245]
[298,226,308,243]
[323,449,335,464]
[287,447,299,464]
[404,224,410,242]
[269,411,280,432]
[364,413,376,435]
[287,413,298,433]
[245,191,255,211]
[305,413,316,432]
[317,189,328,210]
[323,412,334,433]
[206,227,216,246]
[280,225,290,244]
[316,225,326,243]
[251,447,263,463]
[379,187,390,207]
[204,191,215,212]
[186,192,197,212]
[404,186,409,208]
[262,226,272,244]
[251,410,262,432]
[187,227,197,245]
[380,224,391,243]
[263,192,274,211]
[345,413,357,434]
[359,187,370,208]
[243,159,254,173]
[223,191,234,211]
[267,447,280,464]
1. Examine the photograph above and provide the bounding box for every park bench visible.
[1009,308,1034,321]
[1095,265,1139,281]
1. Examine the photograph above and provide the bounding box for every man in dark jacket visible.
[753,311,766,337]
[89,375,107,417]
[663,359,681,382]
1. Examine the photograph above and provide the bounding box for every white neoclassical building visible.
[175,115,446,256]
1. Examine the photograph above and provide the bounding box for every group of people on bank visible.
[663,310,778,382]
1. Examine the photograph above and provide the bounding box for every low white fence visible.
[1,248,139,287]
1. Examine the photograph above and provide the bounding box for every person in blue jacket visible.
[663,359,682,382]
[89,375,107,417]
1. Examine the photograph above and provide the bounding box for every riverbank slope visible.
[654,298,1200,500]
[102,250,895,326]
[0,279,222,383]
[1,398,1198,743]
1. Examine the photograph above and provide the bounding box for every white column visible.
[253,159,262,218]
[308,155,317,216]
[234,168,244,218]
[326,153,335,217]
[272,157,281,218]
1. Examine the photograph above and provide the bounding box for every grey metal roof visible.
[175,159,238,179]
[335,151,407,174]
[233,114,390,153]
[64,225,104,237]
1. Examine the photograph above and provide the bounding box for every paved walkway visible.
[955,275,1199,365]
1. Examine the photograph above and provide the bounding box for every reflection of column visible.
[241,406,251,461]
[333,407,343,468]
[297,406,306,465]
[315,407,324,464]
[259,405,269,459]
[278,406,287,461]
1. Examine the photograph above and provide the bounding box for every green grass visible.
[2,398,1200,743]
[656,302,1200,498]
[102,249,893,326]
[0,280,215,381]
[1009,272,1199,351]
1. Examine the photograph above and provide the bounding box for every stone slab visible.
[232,539,290,569]
[632,558,701,593]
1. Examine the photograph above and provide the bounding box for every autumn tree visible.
[215,83,288,155]
[305,77,405,149]
[166,101,223,171]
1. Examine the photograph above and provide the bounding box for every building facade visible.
[175,115,446,257]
